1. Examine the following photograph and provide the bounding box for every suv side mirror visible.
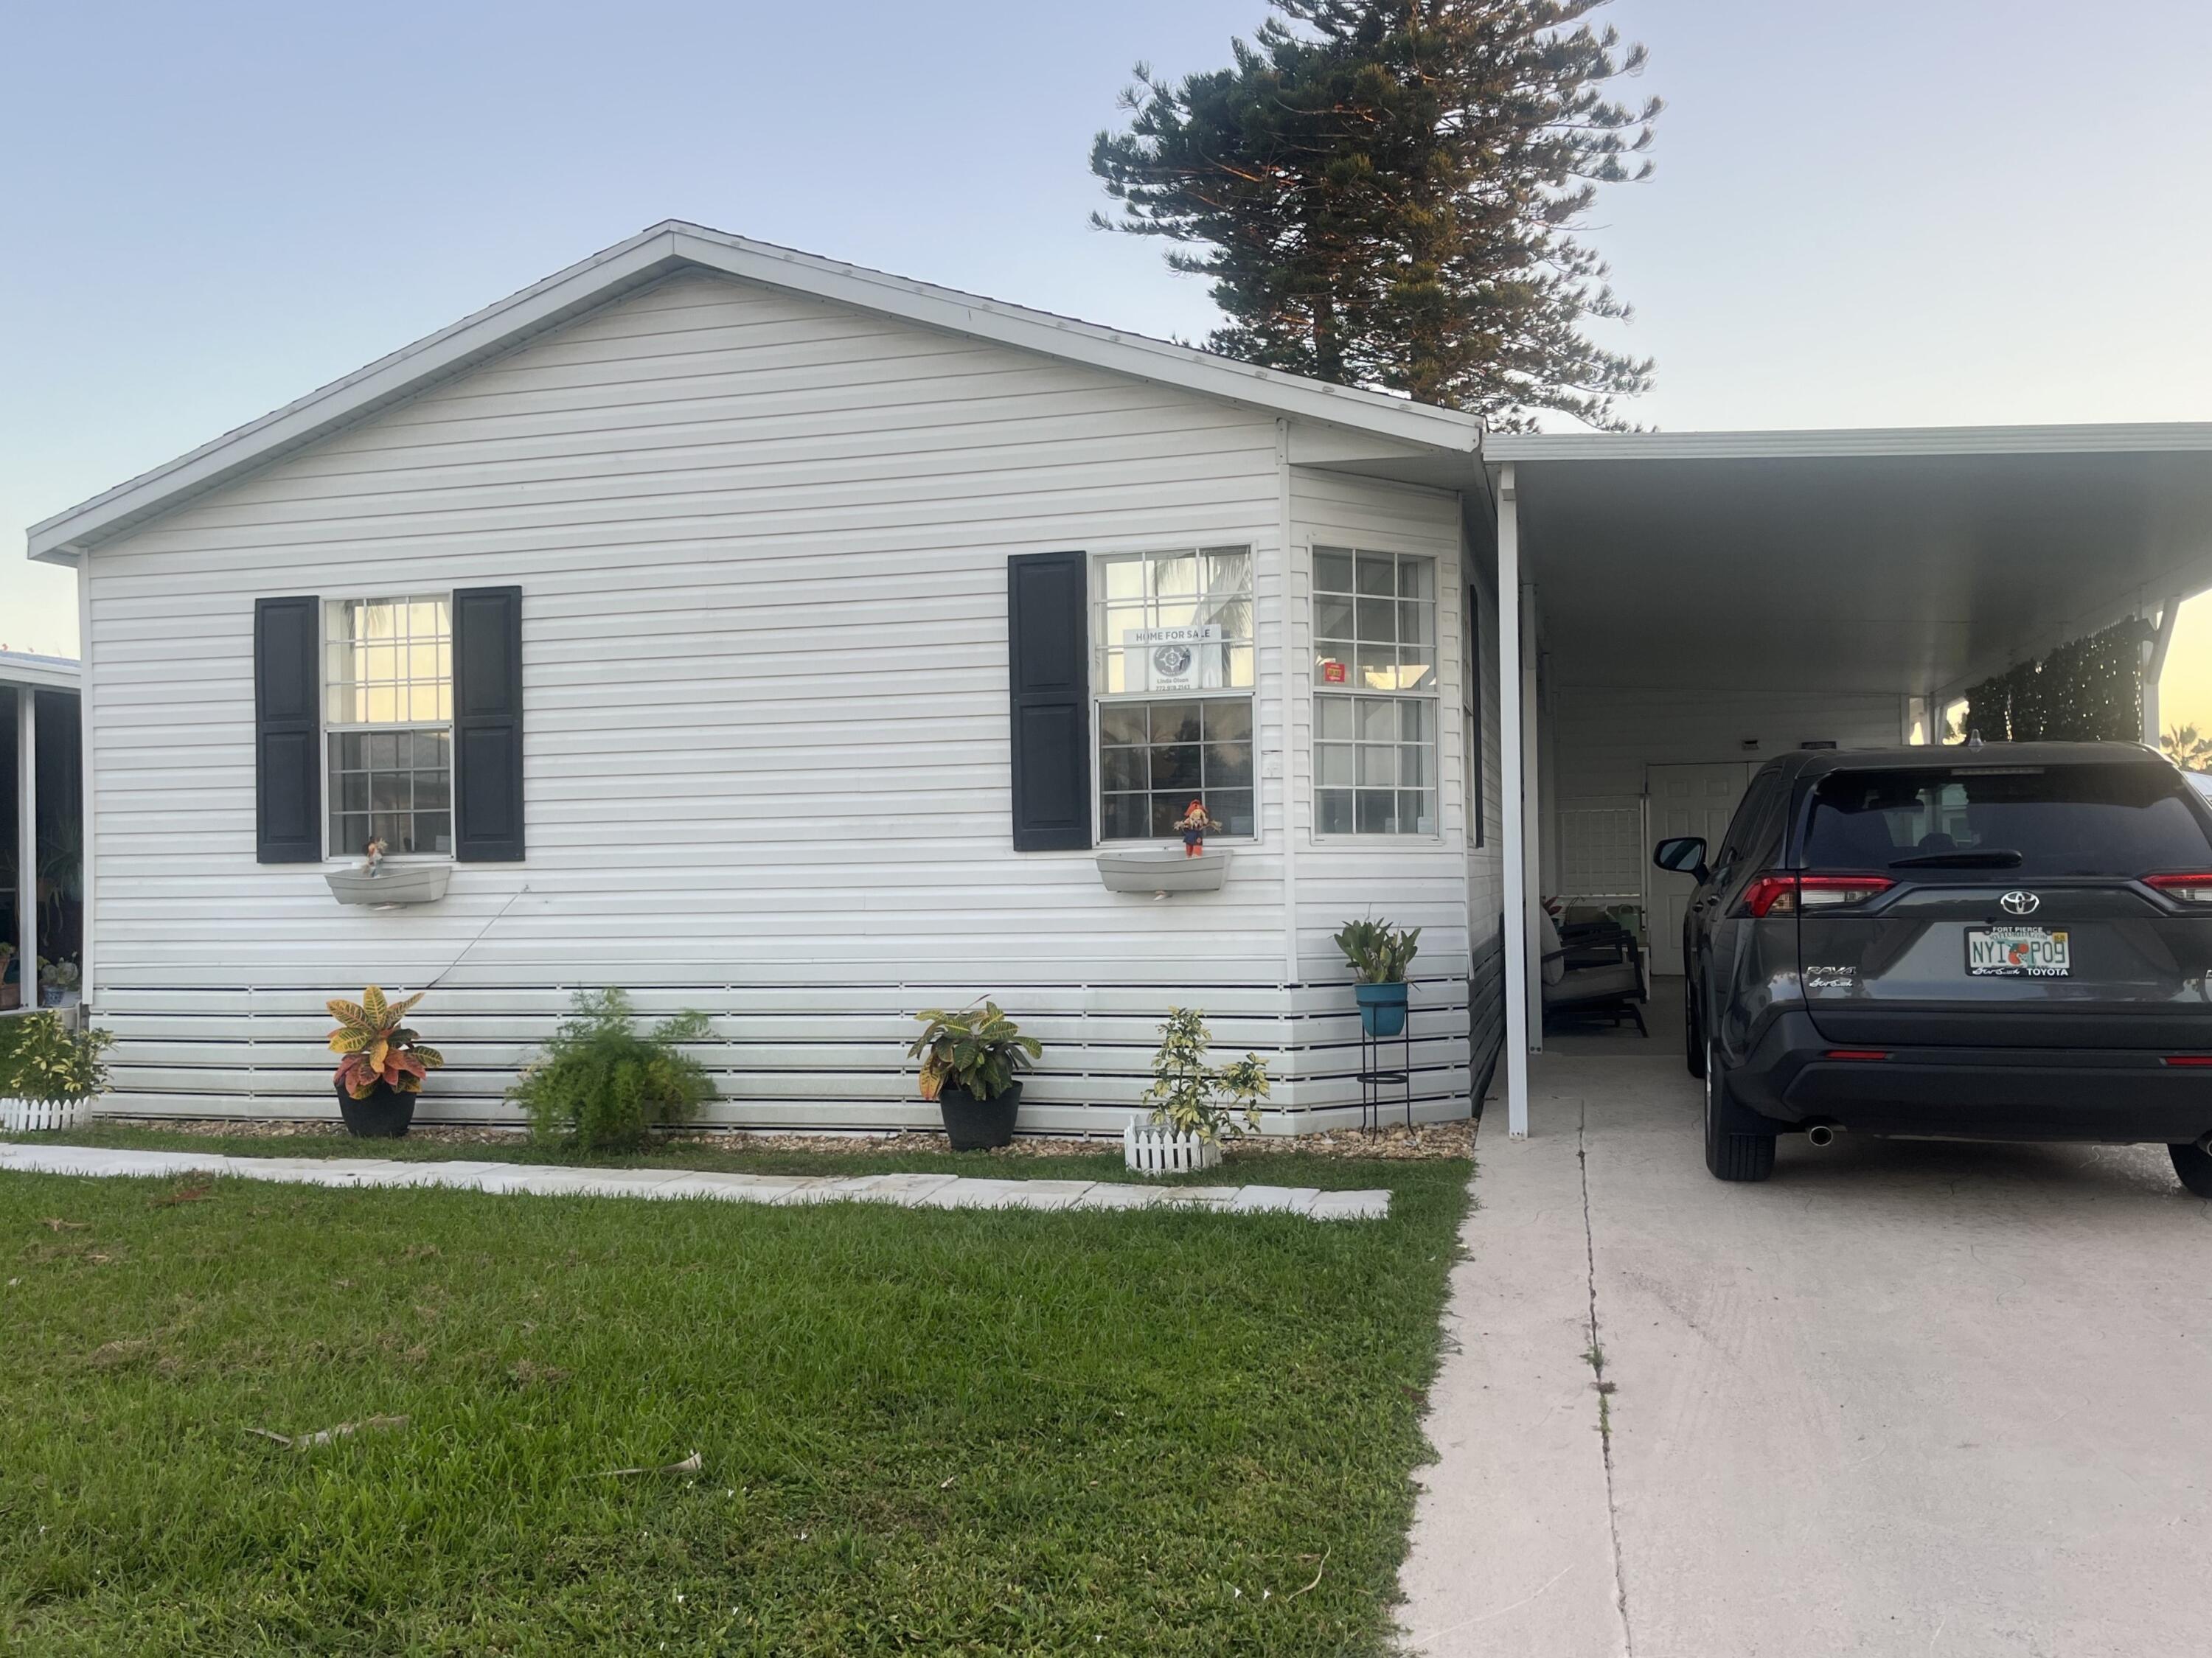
[1653,835,1710,882]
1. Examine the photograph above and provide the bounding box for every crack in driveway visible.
[1579,1097,1637,1657]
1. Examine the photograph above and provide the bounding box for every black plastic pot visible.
[335,1078,417,1138]
[937,1081,1020,1151]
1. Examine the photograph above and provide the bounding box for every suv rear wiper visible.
[1888,849,2025,868]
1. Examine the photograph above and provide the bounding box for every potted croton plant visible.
[1335,918,1421,1037]
[327,986,445,1138]
[1127,1007,1270,1174]
[908,1001,1040,1151]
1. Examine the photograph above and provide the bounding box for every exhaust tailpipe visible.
[2198,1131,2212,1154]
[1806,1124,1837,1149]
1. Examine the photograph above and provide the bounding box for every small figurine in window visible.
[361,835,387,876]
[1174,799,1220,857]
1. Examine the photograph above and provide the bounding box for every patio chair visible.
[1540,910,1648,1036]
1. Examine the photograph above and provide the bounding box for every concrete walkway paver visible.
[0,1143,1388,1222]
[1400,1012,2212,1657]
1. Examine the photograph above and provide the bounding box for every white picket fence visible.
[1123,1118,1224,1175]
[1,1097,93,1132]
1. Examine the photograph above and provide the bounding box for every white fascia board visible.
[0,652,82,691]
[29,220,1481,565]
[1485,422,2212,462]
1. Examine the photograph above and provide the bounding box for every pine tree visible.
[1091,1,1661,430]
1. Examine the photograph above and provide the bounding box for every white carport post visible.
[1498,465,1532,1138]
[14,686,34,1011]
[2144,599,2180,746]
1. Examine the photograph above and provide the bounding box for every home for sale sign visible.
[1124,624,1225,692]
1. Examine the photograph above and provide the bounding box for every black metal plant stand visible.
[1358,1015,1412,1135]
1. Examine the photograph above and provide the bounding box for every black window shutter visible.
[254,596,322,863]
[453,585,525,862]
[1007,551,1092,851]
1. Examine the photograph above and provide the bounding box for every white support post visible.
[15,685,35,1011]
[2144,599,2180,749]
[1521,582,1543,1057]
[77,552,95,1017]
[1497,467,1531,1138]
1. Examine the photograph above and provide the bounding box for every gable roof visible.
[27,220,1484,564]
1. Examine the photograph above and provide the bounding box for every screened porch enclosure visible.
[1482,426,2212,1135]
[1,654,84,1016]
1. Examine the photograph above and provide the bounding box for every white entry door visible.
[1644,762,1756,977]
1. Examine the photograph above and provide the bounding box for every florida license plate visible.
[1965,926,2070,978]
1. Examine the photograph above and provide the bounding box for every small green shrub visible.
[1141,1007,1270,1144]
[0,1012,114,1103]
[510,989,716,1152]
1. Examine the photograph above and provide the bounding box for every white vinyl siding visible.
[1287,469,1478,1118]
[80,270,1492,1130]
[84,271,1349,1127]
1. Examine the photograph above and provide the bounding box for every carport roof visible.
[1485,424,2212,698]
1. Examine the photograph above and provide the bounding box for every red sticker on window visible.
[1321,660,1346,683]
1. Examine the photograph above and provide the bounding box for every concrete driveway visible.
[1399,992,2212,1657]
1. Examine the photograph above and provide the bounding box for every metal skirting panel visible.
[1466,931,1506,1112]
[88,972,1478,1135]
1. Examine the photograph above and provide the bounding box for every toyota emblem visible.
[2000,891,2040,916]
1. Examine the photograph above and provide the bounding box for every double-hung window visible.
[1093,546,1257,840]
[324,595,454,857]
[1313,547,1439,836]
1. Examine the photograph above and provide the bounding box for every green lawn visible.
[0,1149,1470,1654]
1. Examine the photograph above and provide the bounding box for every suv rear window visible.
[1801,763,2212,877]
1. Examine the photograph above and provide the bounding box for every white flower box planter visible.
[1096,846,1231,895]
[325,863,451,907]
[1124,1118,1223,1174]
[1,1096,93,1132]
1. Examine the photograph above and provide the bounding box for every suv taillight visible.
[1739,874,1895,918]
[2145,873,2212,905]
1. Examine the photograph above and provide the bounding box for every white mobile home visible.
[28,223,1505,1131]
[33,223,2212,1138]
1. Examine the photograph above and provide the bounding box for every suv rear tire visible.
[1704,1041,1776,1182]
[2170,1143,2212,1198]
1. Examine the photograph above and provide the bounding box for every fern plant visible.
[510,989,715,1151]
[1141,1007,1270,1144]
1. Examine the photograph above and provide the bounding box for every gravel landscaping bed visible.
[97,1116,1478,1161]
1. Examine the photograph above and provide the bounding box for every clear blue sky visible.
[7,0,2211,657]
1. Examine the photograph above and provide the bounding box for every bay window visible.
[324,595,453,857]
[1092,546,1256,839]
[1313,547,1439,836]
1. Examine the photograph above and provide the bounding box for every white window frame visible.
[1088,542,1262,846]
[319,590,456,864]
[1310,543,1445,843]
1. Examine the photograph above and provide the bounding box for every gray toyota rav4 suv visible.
[1654,742,2212,1191]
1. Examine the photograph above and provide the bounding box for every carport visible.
[1481,423,2212,1136]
